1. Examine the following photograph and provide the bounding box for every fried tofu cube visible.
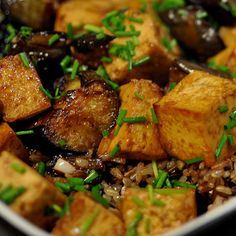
[104,10,179,86]
[98,79,167,161]
[0,151,65,228]
[0,55,51,122]
[121,188,196,235]
[54,0,147,32]
[155,71,236,167]
[52,192,124,236]
[0,123,27,160]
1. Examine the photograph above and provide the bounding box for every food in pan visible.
[1,0,236,235]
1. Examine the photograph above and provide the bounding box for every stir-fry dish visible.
[1,0,236,235]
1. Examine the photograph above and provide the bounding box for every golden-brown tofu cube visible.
[98,79,167,161]
[155,71,236,167]
[0,151,65,229]
[104,10,179,86]
[0,55,51,122]
[121,188,196,236]
[0,123,27,160]
[54,0,146,32]
[52,192,124,236]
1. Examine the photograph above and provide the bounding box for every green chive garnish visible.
[218,105,229,113]
[152,161,158,179]
[91,184,110,208]
[58,139,66,148]
[71,60,79,80]
[113,125,121,137]
[11,163,26,174]
[67,177,84,187]
[60,55,71,72]
[155,170,168,189]
[196,10,208,19]
[49,204,64,217]
[224,120,236,130]
[185,157,204,165]
[84,24,104,33]
[80,208,101,236]
[117,109,128,126]
[37,161,46,176]
[153,0,185,12]
[20,26,32,38]
[110,143,120,158]
[84,170,99,183]
[228,134,234,145]
[144,218,151,234]
[19,52,30,68]
[154,188,189,195]
[48,34,60,46]
[134,91,144,100]
[230,110,236,119]
[101,56,113,63]
[123,116,146,123]
[115,30,141,37]
[165,178,172,188]
[55,182,71,193]
[132,196,145,208]
[132,56,150,67]
[16,130,34,136]
[126,212,143,236]
[161,37,177,52]
[150,108,158,124]
[147,185,154,204]
[127,16,144,24]
[39,86,53,99]
[102,130,109,137]
[169,82,177,91]
[67,23,74,40]
[172,180,196,189]
[0,186,26,204]
[152,198,165,207]
[216,133,228,160]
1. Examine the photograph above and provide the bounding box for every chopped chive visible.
[105,79,120,90]
[79,65,88,72]
[102,130,109,137]
[49,204,64,217]
[177,9,188,16]
[132,56,150,67]
[126,212,143,236]
[60,55,71,72]
[144,218,151,234]
[224,120,236,130]
[152,198,165,207]
[228,134,234,145]
[208,60,231,74]
[48,34,60,46]
[110,143,120,158]
[152,161,158,179]
[67,23,74,40]
[165,178,172,188]
[96,32,105,40]
[84,170,98,183]
[58,139,66,147]
[150,107,158,124]
[154,188,189,195]
[185,157,204,165]
[91,184,110,208]
[54,87,59,97]
[11,163,26,174]
[147,185,154,204]
[20,26,32,38]
[172,180,196,189]
[80,208,101,236]
[55,182,71,193]
[132,196,145,207]
[84,24,103,33]
[19,52,30,68]
[16,130,34,136]
[230,110,236,119]
[155,170,168,189]
[196,10,208,19]
[123,116,146,123]
[67,177,84,187]
[127,16,144,24]
[63,195,73,215]
[39,86,53,99]
[71,60,79,80]
[0,186,26,204]
[101,56,112,63]
[161,37,177,52]
[38,161,46,176]
[113,125,121,137]
[218,105,229,113]
[169,82,177,91]
[115,30,141,37]
[134,91,144,100]
[117,109,128,126]
[73,185,86,192]
[153,0,185,12]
